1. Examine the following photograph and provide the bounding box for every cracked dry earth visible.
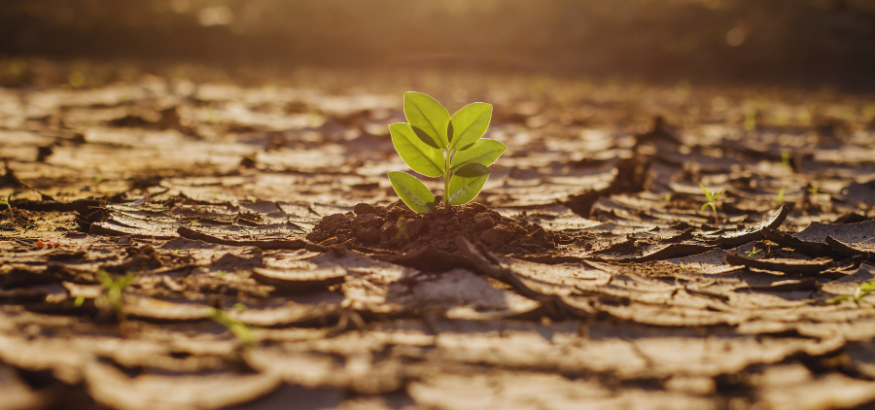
[3,69,875,410]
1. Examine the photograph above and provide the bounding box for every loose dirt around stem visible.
[2,62,875,410]
[306,200,561,255]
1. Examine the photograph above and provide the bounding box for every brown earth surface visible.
[3,62,875,410]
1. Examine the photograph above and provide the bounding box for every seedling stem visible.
[699,184,723,227]
[444,149,451,208]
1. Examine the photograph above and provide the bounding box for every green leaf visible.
[450,102,492,150]
[453,163,491,178]
[403,92,450,149]
[388,171,437,214]
[412,126,442,149]
[701,203,710,211]
[447,173,489,206]
[447,121,454,144]
[450,139,506,171]
[389,123,445,177]
[699,184,713,202]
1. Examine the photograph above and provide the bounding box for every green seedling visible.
[664,194,671,202]
[0,193,13,219]
[745,246,761,257]
[781,151,791,171]
[209,308,254,347]
[699,184,723,227]
[96,269,136,323]
[775,187,786,205]
[388,92,506,213]
[808,186,819,195]
[830,279,875,304]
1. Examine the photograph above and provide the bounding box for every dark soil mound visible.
[306,200,559,255]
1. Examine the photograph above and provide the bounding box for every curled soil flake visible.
[306,200,559,255]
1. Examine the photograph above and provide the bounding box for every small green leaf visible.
[388,171,437,214]
[389,123,445,177]
[209,308,254,346]
[453,163,491,178]
[450,102,492,150]
[447,173,489,206]
[403,92,450,149]
[701,203,710,211]
[412,126,442,149]
[450,139,506,171]
[699,184,713,202]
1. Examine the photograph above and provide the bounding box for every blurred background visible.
[0,0,874,89]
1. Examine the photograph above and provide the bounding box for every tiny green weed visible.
[96,269,136,323]
[209,308,254,346]
[775,187,786,205]
[699,184,723,227]
[388,92,505,213]
[0,193,13,219]
[745,246,761,257]
[830,279,875,304]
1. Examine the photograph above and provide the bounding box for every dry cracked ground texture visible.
[3,70,875,410]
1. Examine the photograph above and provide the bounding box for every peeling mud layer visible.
[4,62,875,410]
[306,201,559,254]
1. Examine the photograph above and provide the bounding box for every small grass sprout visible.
[699,184,723,227]
[96,269,136,323]
[0,193,13,219]
[209,308,254,347]
[775,187,786,205]
[388,92,506,213]
[830,279,875,304]
[745,246,761,257]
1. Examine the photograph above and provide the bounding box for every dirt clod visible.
[307,201,558,255]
